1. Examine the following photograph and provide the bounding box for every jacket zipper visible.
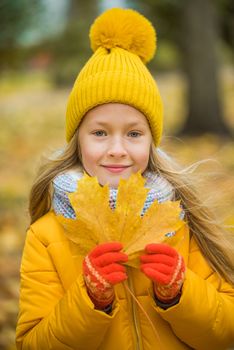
[126,267,143,350]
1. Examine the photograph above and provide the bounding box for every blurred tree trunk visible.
[220,0,234,50]
[130,0,231,136]
[69,0,97,22]
[0,0,43,70]
[50,0,99,86]
[66,0,99,56]
[179,0,230,135]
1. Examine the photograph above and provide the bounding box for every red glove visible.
[140,244,185,303]
[83,242,128,309]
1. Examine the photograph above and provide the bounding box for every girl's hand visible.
[140,244,185,303]
[83,242,128,310]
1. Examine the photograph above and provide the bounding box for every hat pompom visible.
[89,8,156,63]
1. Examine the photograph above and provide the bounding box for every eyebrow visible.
[90,121,148,128]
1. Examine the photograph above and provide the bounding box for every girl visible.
[16,8,234,350]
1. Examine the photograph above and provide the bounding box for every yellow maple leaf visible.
[114,173,148,243]
[56,172,185,266]
[125,200,184,256]
[69,174,118,242]
[57,215,98,256]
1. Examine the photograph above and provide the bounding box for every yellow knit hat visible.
[66,8,163,145]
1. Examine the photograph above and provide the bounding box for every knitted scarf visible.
[52,170,184,238]
[52,170,173,216]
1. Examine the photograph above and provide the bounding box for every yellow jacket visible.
[16,211,234,350]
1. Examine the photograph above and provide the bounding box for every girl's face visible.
[78,103,152,188]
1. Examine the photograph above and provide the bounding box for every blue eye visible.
[93,130,107,136]
[128,131,141,138]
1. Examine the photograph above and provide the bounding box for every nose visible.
[107,137,127,158]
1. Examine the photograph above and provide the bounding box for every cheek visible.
[81,148,95,165]
[133,143,151,165]
[138,151,150,169]
[79,140,103,168]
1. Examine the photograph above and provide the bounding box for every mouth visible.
[101,165,131,174]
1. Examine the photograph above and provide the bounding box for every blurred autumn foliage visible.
[0,0,234,349]
[0,68,234,349]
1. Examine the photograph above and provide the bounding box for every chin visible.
[102,180,119,189]
[109,182,119,189]
[98,176,124,189]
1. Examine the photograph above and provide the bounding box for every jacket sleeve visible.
[16,228,120,350]
[153,239,234,350]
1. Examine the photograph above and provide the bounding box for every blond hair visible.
[29,133,81,224]
[29,132,234,285]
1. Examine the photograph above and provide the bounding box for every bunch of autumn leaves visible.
[58,172,185,267]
